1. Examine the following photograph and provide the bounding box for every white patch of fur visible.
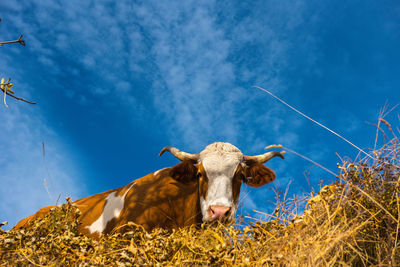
[86,182,135,234]
[200,196,207,219]
[200,142,243,161]
[199,142,243,221]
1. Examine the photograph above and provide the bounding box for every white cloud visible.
[131,1,276,149]
[2,0,311,152]
[136,5,238,148]
[0,0,318,227]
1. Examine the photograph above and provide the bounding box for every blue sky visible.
[1,0,399,230]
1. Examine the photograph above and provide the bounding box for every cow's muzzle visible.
[208,205,231,221]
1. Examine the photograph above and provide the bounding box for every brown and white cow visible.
[14,142,284,238]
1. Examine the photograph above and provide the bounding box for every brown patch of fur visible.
[14,162,204,238]
[169,160,197,184]
[244,163,276,187]
[197,163,209,200]
[232,166,244,203]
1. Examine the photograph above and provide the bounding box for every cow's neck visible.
[122,173,202,231]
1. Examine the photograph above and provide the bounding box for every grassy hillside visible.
[1,139,399,266]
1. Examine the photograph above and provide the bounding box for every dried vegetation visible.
[1,138,400,266]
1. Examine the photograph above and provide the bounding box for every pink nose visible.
[209,205,231,221]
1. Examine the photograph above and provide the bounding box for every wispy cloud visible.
[130,0,312,152]
[2,0,311,152]
[0,0,337,226]
[132,1,238,148]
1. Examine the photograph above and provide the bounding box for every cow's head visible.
[159,142,285,223]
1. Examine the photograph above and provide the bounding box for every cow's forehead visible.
[200,143,243,177]
[200,142,242,158]
[202,154,241,175]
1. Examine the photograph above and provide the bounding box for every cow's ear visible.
[169,160,197,183]
[243,163,276,187]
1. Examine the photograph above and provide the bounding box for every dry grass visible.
[1,139,400,266]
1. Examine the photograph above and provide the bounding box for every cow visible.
[13,142,285,238]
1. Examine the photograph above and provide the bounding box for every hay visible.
[1,139,399,266]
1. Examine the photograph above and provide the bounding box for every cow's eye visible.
[197,172,203,179]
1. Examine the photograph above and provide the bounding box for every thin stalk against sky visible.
[253,85,375,161]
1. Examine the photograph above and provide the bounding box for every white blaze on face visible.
[86,182,135,234]
[199,142,243,221]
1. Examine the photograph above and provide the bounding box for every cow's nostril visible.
[225,208,230,216]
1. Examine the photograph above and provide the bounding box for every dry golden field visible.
[1,138,399,266]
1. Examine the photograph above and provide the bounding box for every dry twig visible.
[0,34,26,47]
[1,78,36,107]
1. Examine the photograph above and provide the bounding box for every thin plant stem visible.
[283,146,337,176]
[253,86,375,161]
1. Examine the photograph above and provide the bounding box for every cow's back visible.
[76,171,201,237]
[13,206,55,229]
[13,166,202,238]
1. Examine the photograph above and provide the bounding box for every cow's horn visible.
[159,146,200,161]
[243,144,286,163]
